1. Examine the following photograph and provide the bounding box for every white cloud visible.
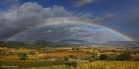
[73,0,105,7]
[92,16,104,23]
[104,14,115,18]
[0,2,113,29]
[20,2,42,13]
[93,14,115,23]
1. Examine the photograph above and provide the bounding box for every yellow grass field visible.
[38,61,139,69]
[10,49,37,53]
[0,55,46,60]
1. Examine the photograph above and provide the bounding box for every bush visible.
[116,52,132,61]
[65,61,77,67]
[64,56,69,61]
[69,54,74,58]
[91,53,97,57]
[107,55,117,60]
[99,54,108,60]
[134,59,139,61]
[17,53,28,60]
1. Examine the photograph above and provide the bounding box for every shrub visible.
[91,53,97,57]
[69,54,74,58]
[99,54,108,60]
[134,59,139,61]
[65,61,77,67]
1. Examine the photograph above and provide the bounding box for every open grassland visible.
[38,61,139,69]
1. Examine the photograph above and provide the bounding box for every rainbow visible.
[3,20,139,46]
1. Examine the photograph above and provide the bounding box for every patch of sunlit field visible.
[10,49,37,53]
[131,55,139,60]
[39,52,91,57]
[27,56,50,59]
[0,55,45,60]
[38,61,139,69]
[0,55,19,60]
[55,47,72,50]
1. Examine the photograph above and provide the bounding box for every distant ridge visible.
[0,41,30,48]
[101,41,138,46]
[34,39,51,44]
[0,40,138,48]
[59,39,89,44]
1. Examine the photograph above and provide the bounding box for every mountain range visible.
[59,39,89,44]
[0,39,139,48]
[100,41,138,46]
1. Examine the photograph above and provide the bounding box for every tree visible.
[99,54,108,60]
[17,53,28,60]
[116,52,132,61]
[72,48,75,50]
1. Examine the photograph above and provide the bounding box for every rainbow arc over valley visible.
[3,20,139,46]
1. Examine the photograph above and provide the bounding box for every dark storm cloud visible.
[14,24,127,43]
[103,9,139,41]
[121,10,139,41]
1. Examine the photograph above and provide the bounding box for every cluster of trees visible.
[116,52,132,61]
[72,48,79,50]
[99,52,132,61]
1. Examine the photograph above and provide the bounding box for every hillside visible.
[59,39,89,44]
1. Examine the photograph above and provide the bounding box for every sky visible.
[0,0,139,43]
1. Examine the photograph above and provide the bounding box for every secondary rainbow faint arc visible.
[3,20,139,46]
